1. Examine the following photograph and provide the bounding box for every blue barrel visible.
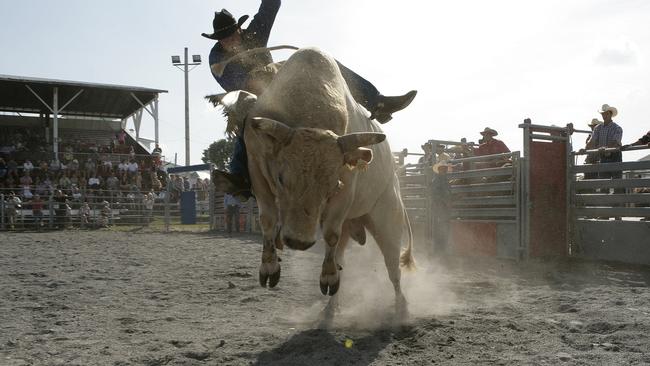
[180,191,197,224]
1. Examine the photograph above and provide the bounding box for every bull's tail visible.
[399,206,416,271]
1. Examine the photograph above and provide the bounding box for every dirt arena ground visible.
[1,230,649,366]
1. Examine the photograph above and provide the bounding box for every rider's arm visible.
[246,0,281,47]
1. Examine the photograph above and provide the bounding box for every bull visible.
[212,47,414,317]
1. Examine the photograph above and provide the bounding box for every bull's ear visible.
[251,117,294,144]
[206,91,257,137]
[337,132,385,153]
[344,147,373,169]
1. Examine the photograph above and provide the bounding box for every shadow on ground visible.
[252,328,396,366]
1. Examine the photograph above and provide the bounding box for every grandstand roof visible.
[0,74,167,119]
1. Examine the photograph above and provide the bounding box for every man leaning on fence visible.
[585,104,624,194]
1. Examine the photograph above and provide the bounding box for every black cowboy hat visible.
[201,9,249,41]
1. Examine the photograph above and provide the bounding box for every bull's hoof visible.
[319,276,340,296]
[268,266,281,288]
[259,262,281,288]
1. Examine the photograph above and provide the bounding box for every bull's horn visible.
[251,117,294,143]
[337,133,386,153]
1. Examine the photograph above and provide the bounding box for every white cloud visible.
[594,40,639,66]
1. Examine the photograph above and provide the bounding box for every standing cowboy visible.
[586,104,624,194]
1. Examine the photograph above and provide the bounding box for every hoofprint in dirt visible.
[1,231,649,366]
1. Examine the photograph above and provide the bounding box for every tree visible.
[201,138,235,171]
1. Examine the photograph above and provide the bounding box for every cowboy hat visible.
[588,118,601,127]
[479,127,498,136]
[201,9,249,40]
[432,161,452,174]
[421,142,432,150]
[598,104,618,117]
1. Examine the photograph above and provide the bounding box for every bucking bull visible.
[210,47,415,318]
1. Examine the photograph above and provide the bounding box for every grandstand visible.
[0,75,168,229]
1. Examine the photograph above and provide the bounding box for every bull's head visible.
[251,117,385,250]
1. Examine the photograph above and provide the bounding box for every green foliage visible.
[201,138,235,171]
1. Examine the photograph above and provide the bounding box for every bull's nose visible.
[283,236,316,251]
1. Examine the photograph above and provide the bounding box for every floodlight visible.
[171,55,181,64]
[192,55,202,63]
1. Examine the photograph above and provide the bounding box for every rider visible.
[203,0,417,194]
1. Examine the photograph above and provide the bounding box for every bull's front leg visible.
[320,230,341,296]
[259,213,281,288]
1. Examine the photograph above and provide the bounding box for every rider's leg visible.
[336,61,417,124]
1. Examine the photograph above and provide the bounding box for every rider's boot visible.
[371,90,417,124]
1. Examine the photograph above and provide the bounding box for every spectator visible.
[106,173,119,201]
[53,190,67,229]
[0,158,7,179]
[58,174,72,192]
[224,193,241,235]
[471,127,510,168]
[5,192,22,230]
[84,159,96,175]
[49,158,61,173]
[434,144,451,165]
[151,174,162,192]
[23,159,34,174]
[31,194,44,230]
[79,201,92,228]
[431,162,451,256]
[71,186,83,201]
[98,200,111,227]
[129,145,136,160]
[127,159,138,178]
[7,158,19,177]
[586,104,623,192]
[88,174,101,198]
[418,142,434,167]
[473,127,510,156]
[19,171,33,188]
[118,130,126,145]
[68,159,79,173]
[143,191,155,225]
[63,145,74,163]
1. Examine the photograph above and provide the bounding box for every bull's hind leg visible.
[365,190,409,318]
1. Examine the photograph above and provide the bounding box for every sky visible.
[1,0,649,164]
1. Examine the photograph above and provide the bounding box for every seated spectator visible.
[127,159,139,177]
[88,174,101,193]
[84,159,96,175]
[0,158,7,179]
[118,159,128,174]
[19,171,32,188]
[63,145,74,163]
[7,158,18,177]
[21,184,34,200]
[59,174,72,192]
[35,179,49,196]
[71,185,83,201]
[129,145,136,160]
[49,158,62,173]
[38,160,49,175]
[68,159,80,173]
[151,174,162,192]
[118,130,126,145]
[23,159,34,174]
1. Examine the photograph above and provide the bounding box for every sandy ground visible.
[1,230,649,366]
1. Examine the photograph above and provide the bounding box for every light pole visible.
[172,48,201,166]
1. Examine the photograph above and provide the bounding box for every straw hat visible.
[588,118,601,127]
[598,104,618,117]
[480,127,498,136]
[432,161,452,173]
